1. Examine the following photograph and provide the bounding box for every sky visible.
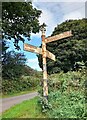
[8,0,86,71]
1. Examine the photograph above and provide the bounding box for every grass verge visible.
[1,97,47,118]
[2,88,37,98]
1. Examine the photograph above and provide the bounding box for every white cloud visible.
[60,2,85,22]
[26,58,42,71]
[33,2,85,36]
[63,11,84,21]
[27,58,38,63]
[33,2,61,36]
[31,33,40,41]
[39,9,57,36]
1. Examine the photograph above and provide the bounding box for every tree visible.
[2,2,41,49]
[2,51,26,80]
[38,19,87,74]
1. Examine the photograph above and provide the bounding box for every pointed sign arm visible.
[24,43,55,61]
[45,31,73,43]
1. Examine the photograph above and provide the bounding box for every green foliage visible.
[38,96,52,113]
[2,74,42,95]
[2,49,43,95]
[49,70,86,92]
[2,2,41,49]
[38,19,87,74]
[2,40,9,55]
[39,70,86,118]
[2,70,86,118]
[23,65,42,77]
[2,51,26,80]
[48,91,85,118]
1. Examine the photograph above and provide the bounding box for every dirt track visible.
[0,92,38,113]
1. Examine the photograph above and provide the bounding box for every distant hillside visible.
[2,65,42,95]
[24,65,42,76]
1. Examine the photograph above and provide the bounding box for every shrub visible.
[38,70,86,118]
[2,75,41,95]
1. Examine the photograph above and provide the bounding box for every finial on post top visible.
[40,23,47,35]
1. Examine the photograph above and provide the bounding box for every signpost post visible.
[24,23,73,100]
[41,25,48,99]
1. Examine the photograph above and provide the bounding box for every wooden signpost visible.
[24,43,55,61]
[24,23,73,100]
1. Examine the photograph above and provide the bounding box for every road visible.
[0,92,38,113]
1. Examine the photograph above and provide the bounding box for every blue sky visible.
[7,0,86,71]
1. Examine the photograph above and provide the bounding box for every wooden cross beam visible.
[24,25,73,100]
[24,43,55,61]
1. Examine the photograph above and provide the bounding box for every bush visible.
[2,75,42,95]
[38,70,86,118]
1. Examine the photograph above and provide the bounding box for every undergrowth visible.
[38,69,87,118]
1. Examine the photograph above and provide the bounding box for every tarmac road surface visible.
[0,92,38,113]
